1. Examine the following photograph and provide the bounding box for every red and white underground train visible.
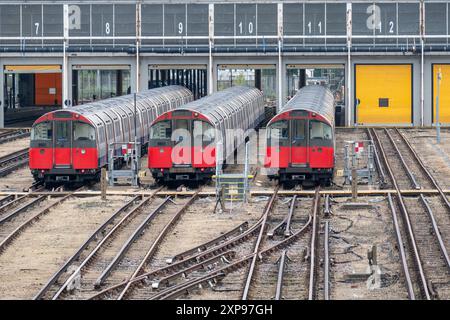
[264,85,335,186]
[148,86,264,182]
[29,86,194,185]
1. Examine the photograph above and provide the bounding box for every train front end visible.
[148,109,216,182]
[30,110,98,185]
[264,86,335,186]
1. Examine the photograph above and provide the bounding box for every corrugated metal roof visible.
[280,85,335,125]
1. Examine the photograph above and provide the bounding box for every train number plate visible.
[170,167,194,173]
[55,176,70,181]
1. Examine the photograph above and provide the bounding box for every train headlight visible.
[81,149,86,154]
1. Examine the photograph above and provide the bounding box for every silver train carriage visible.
[148,86,265,182]
[29,85,193,184]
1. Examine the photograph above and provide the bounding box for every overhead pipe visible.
[1,44,450,54]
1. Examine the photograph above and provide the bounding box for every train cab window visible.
[173,119,190,144]
[55,121,70,142]
[268,121,289,140]
[292,120,306,140]
[73,121,96,141]
[151,121,172,139]
[31,121,52,141]
[193,120,215,146]
[310,121,332,140]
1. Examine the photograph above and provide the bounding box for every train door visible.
[290,118,308,166]
[53,120,72,168]
[172,117,191,166]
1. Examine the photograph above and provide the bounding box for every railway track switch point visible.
[66,266,81,292]
[324,194,333,216]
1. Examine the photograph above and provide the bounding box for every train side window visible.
[73,121,96,141]
[114,120,121,140]
[31,121,52,140]
[151,120,172,139]
[97,125,104,143]
[310,121,332,140]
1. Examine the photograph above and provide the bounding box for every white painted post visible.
[420,0,424,127]
[63,5,69,108]
[436,69,442,144]
[277,3,283,111]
[243,141,249,202]
[136,2,141,93]
[208,4,214,95]
[346,3,352,127]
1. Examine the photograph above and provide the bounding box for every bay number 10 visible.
[238,21,254,34]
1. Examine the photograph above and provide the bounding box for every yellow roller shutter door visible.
[356,64,412,125]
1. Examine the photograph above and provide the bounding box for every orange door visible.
[35,73,62,106]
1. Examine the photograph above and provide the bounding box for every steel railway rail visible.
[0,195,46,226]
[394,129,450,207]
[115,189,201,300]
[35,187,165,300]
[0,129,30,145]
[0,148,29,177]
[88,195,274,300]
[0,187,81,254]
[0,184,49,225]
[370,128,431,300]
[0,195,28,214]
[308,188,321,300]
[33,195,141,300]
[87,189,324,300]
[324,220,330,300]
[375,128,450,298]
[242,187,279,300]
[0,195,14,207]
[366,129,388,188]
[39,188,199,300]
[93,197,173,289]
[274,250,288,300]
[150,190,320,301]
[243,190,320,300]
[267,195,296,238]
